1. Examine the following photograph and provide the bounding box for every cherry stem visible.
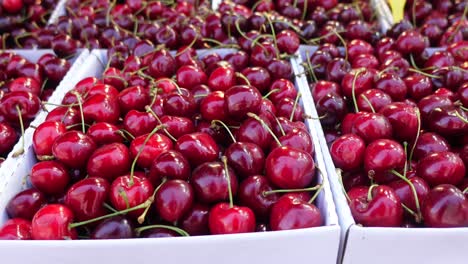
[175,36,198,57]
[333,30,348,62]
[211,120,236,143]
[407,68,441,79]
[246,112,282,146]
[409,54,420,71]
[408,108,421,163]
[305,51,319,83]
[202,38,240,49]
[308,185,324,204]
[135,225,189,237]
[69,200,152,229]
[401,203,418,219]
[360,94,375,113]
[454,111,468,124]
[270,112,286,136]
[447,3,468,43]
[403,141,408,177]
[352,69,365,113]
[263,184,321,196]
[459,105,468,112]
[103,203,118,213]
[129,124,166,186]
[336,169,351,202]
[236,72,251,86]
[145,106,177,142]
[264,14,280,60]
[221,156,234,208]
[137,178,166,224]
[12,105,25,157]
[66,123,91,130]
[36,155,55,161]
[301,0,308,20]
[263,89,280,99]
[290,92,302,121]
[367,184,378,202]
[71,91,86,133]
[116,129,135,141]
[390,169,422,222]
[463,187,468,194]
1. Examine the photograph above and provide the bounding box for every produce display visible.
[0,0,467,260]
[0,51,71,165]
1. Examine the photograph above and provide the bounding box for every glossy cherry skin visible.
[0,122,17,156]
[8,77,41,95]
[375,73,407,101]
[163,89,197,118]
[348,185,403,227]
[6,188,46,220]
[418,95,453,122]
[118,86,150,114]
[225,142,265,179]
[417,151,465,187]
[238,175,279,220]
[270,194,323,231]
[389,176,430,213]
[422,184,468,227]
[413,132,450,160]
[330,134,366,171]
[45,106,81,128]
[191,161,238,204]
[86,143,131,182]
[180,203,210,236]
[273,128,314,154]
[404,73,433,101]
[0,219,31,240]
[65,177,109,221]
[0,91,40,123]
[148,49,176,79]
[265,146,315,189]
[31,204,77,240]
[148,150,191,185]
[52,131,97,169]
[208,203,256,234]
[176,65,207,89]
[130,133,173,169]
[155,180,194,223]
[83,94,121,124]
[160,115,195,139]
[395,30,428,55]
[357,89,392,113]
[236,116,273,152]
[175,132,219,167]
[87,122,124,146]
[379,102,418,142]
[428,106,468,137]
[208,66,236,92]
[109,175,154,219]
[364,139,406,183]
[351,112,393,144]
[200,91,228,122]
[123,110,158,138]
[30,161,70,196]
[32,121,67,159]
[224,85,262,121]
[91,216,135,239]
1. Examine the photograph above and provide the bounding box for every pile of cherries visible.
[0,45,325,240]
[0,0,58,49]
[306,28,468,227]
[396,0,467,46]
[0,51,71,164]
[216,0,379,47]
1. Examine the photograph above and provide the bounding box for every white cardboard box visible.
[298,45,468,264]
[0,49,340,264]
[47,0,68,25]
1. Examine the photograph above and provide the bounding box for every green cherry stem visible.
[221,156,234,208]
[135,225,190,237]
[290,92,302,121]
[71,91,86,134]
[211,120,237,143]
[408,108,421,163]
[308,184,324,204]
[246,112,282,146]
[390,169,422,222]
[263,184,322,196]
[367,184,378,202]
[360,94,375,113]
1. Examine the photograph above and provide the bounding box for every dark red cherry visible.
[6,189,46,220]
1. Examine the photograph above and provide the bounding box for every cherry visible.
[163,89,197,118]
[86,143,131,182]
[225,141,265,179]
[91,216,134,239]
[404,73,433,101]
[395,29,428,55]
[0,218,31,240]
[148,150,191,186]
[52,131,97,169]
[375,73,407,101]
[427,106,468,137]
[118,86,150,114]
[236,115,274,151]
[65,177,109,222]
[379,102,419,142]
[123,110,158,138]
[30,160,70,196]
[86,122,124,146]
[176,65,207,89]
[422,184,468,227]
[348,185,403,227]
[389,176,430,214]
[350,112,393,143]
[109,174,154,219]
[129,132,173,169]
[45,106,81,128]
[2,0,23,14]
[8,77,41,95]
[200,91,229,122]
[175,132,219,167]
[159,115,195,139]
[418,95,454,122]
[83,94,121,124]
[32,121,67,160]
[224,85,262,121]
[6,188,46,220]
[191,161,238,204]
[180,203,210,236]
[364,139,406,183]
[330,134,366,171]
[413,132,450,161]
[241,67,271,94]
[276,30,300,54]
[417,151,466,187]
[31,204,77,240]
[208,65,236,92]
[238,175,279,220]
[148,49,176,79]
[155,179,194,223]
[0,122,17,156]
[315,92,347,129]
[208,202,256,234]
[357,89,392,113]
[0,91,40,123]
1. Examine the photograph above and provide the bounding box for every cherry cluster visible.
[397,0,467,46]
[0,0,58,49]
[0,45,324,240]
[0,51,71,164]
[305,29,468,227]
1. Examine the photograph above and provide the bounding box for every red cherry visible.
[417,151,465,187]
[180,203,210,236]
[52,131,97,169]
[65,177,110,221]
[350,112,393,143]
[123,110,158,138]
[45,106,81,128]
[0,219,31,240]
[348,185,403,227]
[32,121,67,159]
[87,143,131,182]
[6,188,46,220]
[0,122,17,156]
[86,122,124,146]
[364,139,406,183]
[109,175,154,219]
[32,204,77,240]
[0,91,40,123]
[118,86,150,114]
[270,194,322,231]
[148,150,191,185]
[176,65,207,89]
[413,132,450,160]
[238,175,279,220]
[357,89,392,113]
[330,134,366,171]
[379,102,418,142]
[389,176,430,213]
[224,85,262,121]
[91,216,135,239]
[208,66,236,91]
[83,94,121,124]
[175,132,219,167]
[30,160,70,196]
[130,132,173,169]
[208,203,256,234]
[155,180,194,222]
[225,142,265,178]
[8,77,41,95]
[422,184,468,227]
